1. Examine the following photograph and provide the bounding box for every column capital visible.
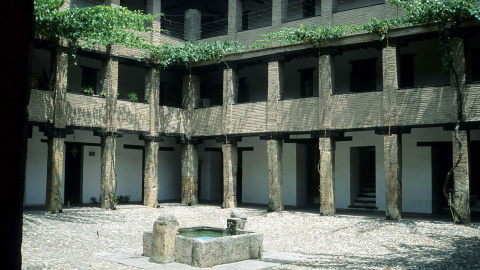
[216,135,242,144]
[40,126,73,138]
[259,133,287,141]
[176,137,203,145]
[139,134,165,142]
[93,130,123,138]
[375,127,411,135]
[311,130,344,138]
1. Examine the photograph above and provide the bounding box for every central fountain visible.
[143,213,263,267]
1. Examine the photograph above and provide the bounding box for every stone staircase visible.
[349,180,378,210]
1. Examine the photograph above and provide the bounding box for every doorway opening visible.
[349,146,377,209]
[64,142,83,205]
[306,144,320,205]
[431,142,453,213]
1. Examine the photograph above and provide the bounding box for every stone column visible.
[45,48,69,213]
[184,9,201,41]
[222,142,238,208]
[182,75,201,110]
[267,139,283,211]
[228,0,242,38]
[384,134,402,220]
[181,143,199,205]
[99,50,119,210]
[267,61,284,131]
[450,38,470,223]
[223,68,238,134]
[145,67,160,136]
[319,136,335,215]
[320,0,334,26]
[144,139,160,208]
[146,0,162,44]
[382,44,402,220]
[272,0,287,26]
[106,0,120,7]
[46,136,65,212]
[100,135,117,209]
[319,52,334,129]
[452,130,470,223]
[150,214,179,264]
[59,0,71,11]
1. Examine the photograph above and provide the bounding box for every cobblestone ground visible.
[22,204,480,269]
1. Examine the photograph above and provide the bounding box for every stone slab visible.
[96,250,311,269]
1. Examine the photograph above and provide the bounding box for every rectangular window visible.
[242,11,250,31]
[350,58,377,92]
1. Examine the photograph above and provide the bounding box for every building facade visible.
[27,0,480,221]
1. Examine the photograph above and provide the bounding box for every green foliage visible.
[81,86,95,96]
[117,195,131,203]
[356,17,403,40]
[90,197,98,204]
[253,24,353,48]
[35,0,154,51]
[149,39,244,68]
[100,91,107,98]
[127,92,138,102]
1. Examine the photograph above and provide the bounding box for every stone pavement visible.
[22,204,480,269]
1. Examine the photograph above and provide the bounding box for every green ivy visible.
[253,24,353,48]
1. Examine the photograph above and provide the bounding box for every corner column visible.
[181,141,199,205]
[319,136,335,215]
[451,37,470,223]
[45,48,69,213]
[382,43,403,220]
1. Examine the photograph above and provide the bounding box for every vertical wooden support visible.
[222,142,238,208]
[267,139,283,212]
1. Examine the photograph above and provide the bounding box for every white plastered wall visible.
[157,137,182,201]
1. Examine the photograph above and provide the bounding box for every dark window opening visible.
[303,0,315,18]
[242,11,250,31]
[469,48,480,83]
[160,82,183,108]
[238,77,248,103]
[350,58,377,92]
[334,0,384,12]
[81,66,98,93]
[299,68,315,97]
[200,83,223,107]
[400,53,415,88]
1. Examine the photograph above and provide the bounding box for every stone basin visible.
[144,226,263,268]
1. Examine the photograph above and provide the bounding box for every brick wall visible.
[28,90,54,123]
[65,93,107,128]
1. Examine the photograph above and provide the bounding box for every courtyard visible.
[22,204,480,269]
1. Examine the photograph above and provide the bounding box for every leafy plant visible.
[81,86,95,96]
[90,197,98,204]
[99,91,107,97]
[144,90,150,103]
[127,92,138,102]
[118,195,131,203]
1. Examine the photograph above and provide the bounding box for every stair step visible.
[355,197,376,202]
[361,188,375,193]
[349,203,378,210]
[359,192,376,197]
